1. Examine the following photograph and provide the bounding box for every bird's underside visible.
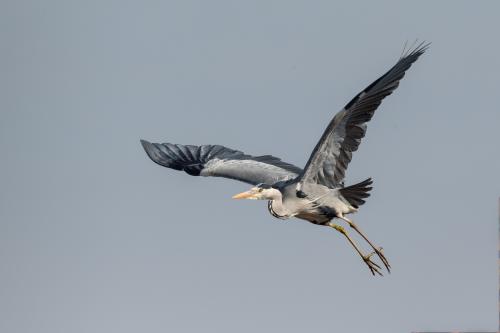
[140,42,428,276]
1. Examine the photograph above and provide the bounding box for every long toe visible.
[375,248,391,273]
[363,255,382,276]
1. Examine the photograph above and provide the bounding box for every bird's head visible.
[232,183,281,200]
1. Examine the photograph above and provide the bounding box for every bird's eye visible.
[258,188,263,192]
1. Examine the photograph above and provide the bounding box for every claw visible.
[363,254,383,276]
[374,247,391,273]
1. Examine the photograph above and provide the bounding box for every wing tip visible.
[140,139,151,149]
[400,40,431,60]
[140,139,155,156]
[140,139,162,165]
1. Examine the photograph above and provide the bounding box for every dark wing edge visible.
[299,42,429,189]
[140,140,302,185]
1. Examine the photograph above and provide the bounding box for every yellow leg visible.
[338,216,391,273]
[328,222,382,276]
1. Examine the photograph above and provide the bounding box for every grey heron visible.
[141,43,428,276]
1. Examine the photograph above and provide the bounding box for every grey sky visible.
[1,1,500,332]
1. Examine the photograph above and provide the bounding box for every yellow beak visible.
[232,190,257,199]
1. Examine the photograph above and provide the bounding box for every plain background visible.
[2,1,500,332]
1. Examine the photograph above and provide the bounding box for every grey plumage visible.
[140,42,428,276]
[299,43,429,188]
[140,140,302,185]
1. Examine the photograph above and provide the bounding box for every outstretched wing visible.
[299,43,428,189]
[140,140,302,185]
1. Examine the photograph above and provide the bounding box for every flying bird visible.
[141,43,428,276]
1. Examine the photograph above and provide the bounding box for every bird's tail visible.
[339,178,373,209]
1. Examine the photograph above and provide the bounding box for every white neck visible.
[267,191,289,219]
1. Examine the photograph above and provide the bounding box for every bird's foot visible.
[363,252,383,276]
[373,247,391,273]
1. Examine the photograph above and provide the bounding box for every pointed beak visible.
[232,190,257,199]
